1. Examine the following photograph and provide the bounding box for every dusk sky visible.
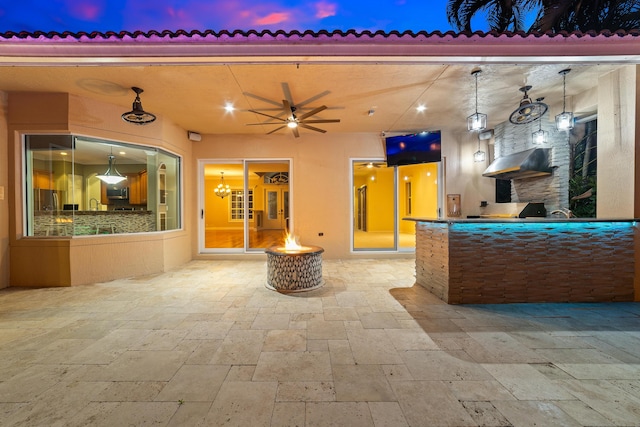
[0,0,466,33]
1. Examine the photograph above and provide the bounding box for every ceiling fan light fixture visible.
[467,69,487,132]
[556,69,574,131]
[122,87,156,125]
[287,120,298,128]
[509,86,548,125]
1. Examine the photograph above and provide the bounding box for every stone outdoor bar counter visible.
[405,218,638,304]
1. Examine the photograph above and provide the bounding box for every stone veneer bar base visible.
[413,219,637,304]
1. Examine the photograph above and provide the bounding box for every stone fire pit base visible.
[265,245,324,292]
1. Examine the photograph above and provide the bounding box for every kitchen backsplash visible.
[493,117,570,213]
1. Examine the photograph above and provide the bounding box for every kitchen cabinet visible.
[34,169,53,190]
[128,170,147,205]
[139,170,148,204]
[100,170,147,205]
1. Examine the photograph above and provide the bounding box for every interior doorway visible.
[263,188,289,230]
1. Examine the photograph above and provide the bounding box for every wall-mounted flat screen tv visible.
[384,131,442,166]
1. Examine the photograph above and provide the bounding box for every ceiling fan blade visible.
[298,105,327,120]
[266,125,287,135]
[299,123,327,133]
[249,110,285,121]
[246,122,289,126]
[300,119,340,124]
[291,126,300,138]
[282,99,293,115]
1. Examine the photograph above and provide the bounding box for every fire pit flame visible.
[284,233,302,251]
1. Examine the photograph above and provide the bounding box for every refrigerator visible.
[34,189,61,211]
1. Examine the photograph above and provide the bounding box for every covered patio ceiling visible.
[0,30,638,138]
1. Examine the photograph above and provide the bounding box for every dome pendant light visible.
[467,69,487,132]
[555,69,574,131]
[96,149,127,184]
[122,87,156,125]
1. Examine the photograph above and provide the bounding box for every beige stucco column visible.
[597,65,639,217]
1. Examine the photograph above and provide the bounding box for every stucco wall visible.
[8,93,193,286]
[443,130,495,217]
[598,66,638,218]
[192,132,392,259]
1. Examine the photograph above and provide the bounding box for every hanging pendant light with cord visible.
[122,87,156,125]
[474,135,486,162]
[532,109,549,144]
[96,148,127,184]
[467,69,487,132]
[556,69,574,131]
[214,172,231,199]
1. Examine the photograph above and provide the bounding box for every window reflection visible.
[25,135,181,237]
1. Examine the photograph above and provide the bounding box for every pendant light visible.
[96,149,127,184]
[555,69,574,131]
[467,69,487,132]
[214,172,231,199]
[532,100,549,144]
[122,87,156,125]
[532,118,548,145]
[474,136,486,162]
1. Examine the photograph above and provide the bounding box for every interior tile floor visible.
[1,259,639,426]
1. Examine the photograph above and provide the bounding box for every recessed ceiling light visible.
[119,151,126,155]
[416,105,427,112]
[224,103,235,113]
[60,152,68,156]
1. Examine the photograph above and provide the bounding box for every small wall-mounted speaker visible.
[187,131,201,142]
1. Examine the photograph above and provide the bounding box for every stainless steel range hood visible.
[482,148,552,180]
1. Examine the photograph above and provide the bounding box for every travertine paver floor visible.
[1,259,640,426]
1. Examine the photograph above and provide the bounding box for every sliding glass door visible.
[200,160,290,253]
[352,160,439,252]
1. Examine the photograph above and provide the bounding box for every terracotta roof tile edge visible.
[1,28,639,41]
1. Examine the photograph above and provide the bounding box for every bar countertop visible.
[404,216,638,223]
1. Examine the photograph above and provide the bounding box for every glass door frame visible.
[350,157,443,253]
[198,158,293,254]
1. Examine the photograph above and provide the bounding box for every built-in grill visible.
[475,202,546,218]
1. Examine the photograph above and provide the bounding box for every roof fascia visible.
[0,32,639,66]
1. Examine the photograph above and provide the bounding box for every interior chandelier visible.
[467,69,487,132]
[509,86,548,125]
[122,87,156,125]
[214,172,231,199]
[96,149,126,184]
[556,69,574,131]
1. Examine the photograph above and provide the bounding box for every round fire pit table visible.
[265,245,324,292]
